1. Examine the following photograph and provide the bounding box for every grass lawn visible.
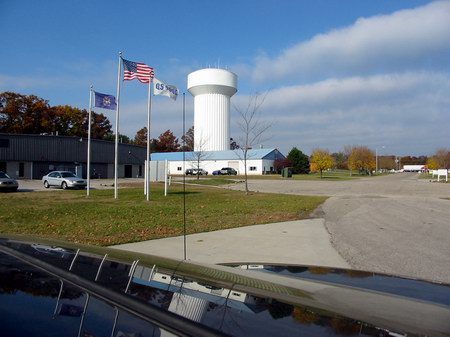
[183,170,368,184]
[0,183,326,246]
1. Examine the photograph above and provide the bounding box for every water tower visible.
[187,68,238,151]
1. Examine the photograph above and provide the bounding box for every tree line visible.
[278,146,450,178]
[0,91,195,152]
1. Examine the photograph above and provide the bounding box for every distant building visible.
[151,148,285,175]
[0,133,146,179]
[403,165,425,172]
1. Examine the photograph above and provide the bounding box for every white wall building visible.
[150,69,285,176]
[151,149,285,175]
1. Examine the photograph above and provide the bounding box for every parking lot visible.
[11,173,450,283]
[228,173,450,283]
[16,178,142,192]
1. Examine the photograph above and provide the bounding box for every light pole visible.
[376,146,385,174]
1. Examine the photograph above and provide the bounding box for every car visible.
[186,168,208,176]
[0,171,18,192]
[212,170,221,175]
[220,167,238,175]
[42,171,87,190]
[2,236,450,337]
[194,168,208,175]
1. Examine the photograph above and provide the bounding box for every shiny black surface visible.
[1,237,450,337]
[226,264,450,307]
[0,252,168,337]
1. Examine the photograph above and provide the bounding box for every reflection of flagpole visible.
[114,52,123,199]
[53,280,64,318]
[146,77,153,201]
[111,307,119,337]
[87,86,93,197]
[77,293,90,337]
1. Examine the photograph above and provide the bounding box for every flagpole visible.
[114,52,123,199]
[146,76,153,201]
[182,92,186,260]
[87,85,93,197]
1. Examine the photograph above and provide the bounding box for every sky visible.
[1,0,449,156]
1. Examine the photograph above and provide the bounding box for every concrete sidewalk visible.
[112,219,349,268]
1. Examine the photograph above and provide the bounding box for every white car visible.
[42,171,86,190]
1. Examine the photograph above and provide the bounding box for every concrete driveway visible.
[227,173,450,283]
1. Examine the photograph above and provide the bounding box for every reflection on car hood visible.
[0,235,449,337]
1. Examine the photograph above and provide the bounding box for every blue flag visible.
[94,91,117,110]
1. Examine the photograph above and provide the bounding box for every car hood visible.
[0,235,449,337]
[63,177,85,181]
[0,178,17,183]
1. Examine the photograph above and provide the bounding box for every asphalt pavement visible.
[225,173,450,283]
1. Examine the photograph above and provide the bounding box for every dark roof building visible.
[0,133,146,179]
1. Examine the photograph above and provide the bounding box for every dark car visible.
[0,171,18,192]
[185,168,194,175]
[220,167,238,175]
[212,170,221,176]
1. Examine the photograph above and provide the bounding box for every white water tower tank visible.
[187,68,238,151]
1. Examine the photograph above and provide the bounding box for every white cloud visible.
[231,71,450,156]
[0,74,53,90]
[252,1,450,83]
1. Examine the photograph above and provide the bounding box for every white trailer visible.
[403,165,425,172]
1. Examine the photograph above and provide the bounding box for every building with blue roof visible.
[151,148,285,175]
[148,68,285,177]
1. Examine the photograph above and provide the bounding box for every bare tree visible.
[188,133,211,180]
[234,92,272,194]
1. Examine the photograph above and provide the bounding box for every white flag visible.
[153,78,178,101]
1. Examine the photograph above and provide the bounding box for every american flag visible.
[122,58,154,84]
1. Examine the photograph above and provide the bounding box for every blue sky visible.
[1,0,449,156]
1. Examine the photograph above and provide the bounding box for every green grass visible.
[183,177,239,186]
[0,184,326,246]
[180,170,369,184]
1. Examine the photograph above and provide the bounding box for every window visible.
[0,139,9,148]
[249,166,257,171]
[177,167,182,171]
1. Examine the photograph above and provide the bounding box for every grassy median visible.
[0,183,326,246]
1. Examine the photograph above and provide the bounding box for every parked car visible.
[186,168,208,175]
[212,170,221,176]
[194,168,208,175]
[0,171,18,192]
[3,236,450,337]
[42,171,87,190]
[220,167,238,175]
